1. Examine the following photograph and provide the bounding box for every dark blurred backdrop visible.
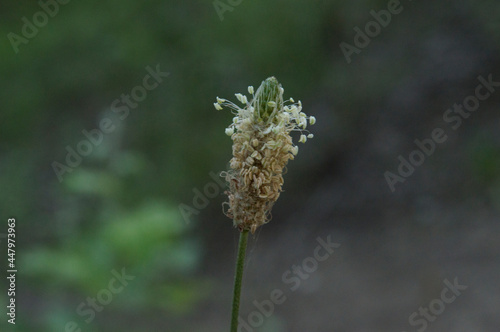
[1,1,499,331]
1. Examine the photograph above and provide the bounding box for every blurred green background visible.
[1,0,500,331]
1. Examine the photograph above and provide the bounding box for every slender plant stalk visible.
[230,229,249,332]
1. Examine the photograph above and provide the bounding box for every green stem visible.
[230,229,249,332]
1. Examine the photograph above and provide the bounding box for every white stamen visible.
[235,93,247,104]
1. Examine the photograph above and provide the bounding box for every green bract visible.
[253,76,283,123]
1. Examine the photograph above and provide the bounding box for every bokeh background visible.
[1,0,500,331]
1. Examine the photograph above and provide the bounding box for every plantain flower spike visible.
[215,77,315,233]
